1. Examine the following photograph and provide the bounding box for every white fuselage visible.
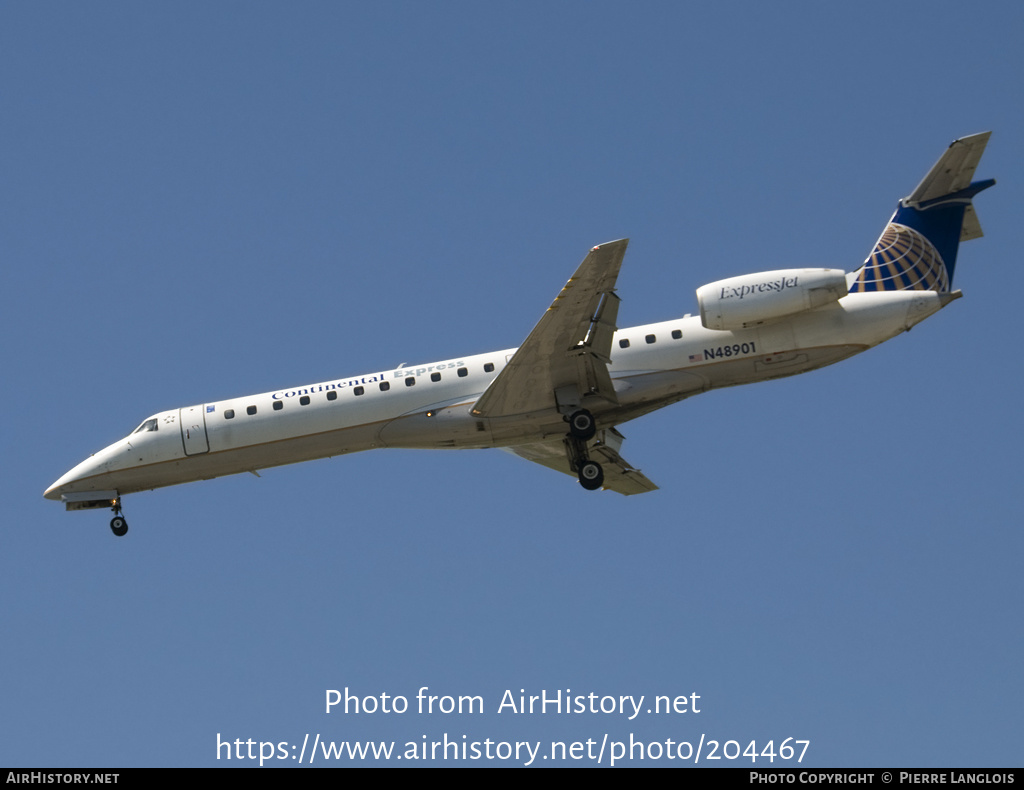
[44,288,951,502]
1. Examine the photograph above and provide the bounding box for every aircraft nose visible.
[43,449,114,502]
[44,466,83,501]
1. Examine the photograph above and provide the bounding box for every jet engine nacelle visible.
[697,268,848,331]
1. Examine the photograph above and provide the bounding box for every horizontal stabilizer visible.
[904,132,991,206]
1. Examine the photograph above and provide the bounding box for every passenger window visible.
[225,410,235,420]
[273,401,284,410]
[354,387,364,396]
[406,377,416,387]
[431,372,441,382]
[646,334,656,344]
[672,329,682,340]
[619,339,630,349]
[380,381,390,392]
[300,396,310,406]
[327,391,337,401]
[247,405,257,415]
[484,362,494,373]
[457,367,468,377]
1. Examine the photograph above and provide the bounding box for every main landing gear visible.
[577,458,604,490]
[567,409,597,441]
[109,498,128,537]
[565,409,603,491]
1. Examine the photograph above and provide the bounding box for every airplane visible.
[45,133,995,537]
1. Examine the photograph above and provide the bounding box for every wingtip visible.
[591,238,629,252]
[952,130,992,147]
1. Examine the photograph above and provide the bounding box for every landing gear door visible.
[179,405,210,456]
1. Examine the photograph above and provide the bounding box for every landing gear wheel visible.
[110,516,128,537]
[568,409,597,441]
[578,460,604,491]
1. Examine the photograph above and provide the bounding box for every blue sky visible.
[3,1,1022,767]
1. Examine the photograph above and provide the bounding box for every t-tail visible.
[850,132,995,293]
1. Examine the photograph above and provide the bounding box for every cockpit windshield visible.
[133,418,159,434]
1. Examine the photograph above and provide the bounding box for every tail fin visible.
[850,132,995,293]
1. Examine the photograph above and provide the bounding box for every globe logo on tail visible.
[851,223,950,293]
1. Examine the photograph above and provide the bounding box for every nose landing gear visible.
[109,498,128,537]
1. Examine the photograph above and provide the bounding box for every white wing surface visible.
[505,428,658,496]
[471,239,628,419]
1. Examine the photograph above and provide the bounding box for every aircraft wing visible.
[471,239,628,418]
[504,428,659,496]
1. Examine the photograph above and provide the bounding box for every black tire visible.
[578,460,604,491]
[568,409,596,441]
[110,516,128,537]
